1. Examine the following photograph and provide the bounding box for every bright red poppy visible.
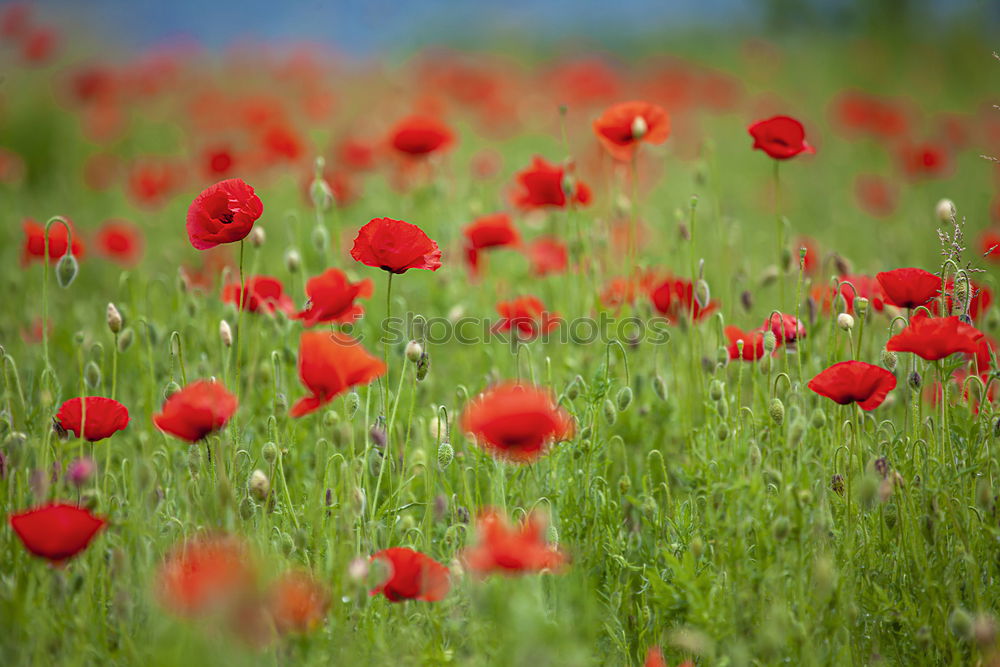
[726,325,768,361]
[761,313,806,344]
[461,382,573,463]
[808,361,897,410]
[495,296,561,340]
[350,217,442,274]
[21,218,84,265]
[876,268,940,309]
[748,115,815,160]
[153,380,238,442]
[388,115,455,157]
[156,534,255,617]
[464,213,520,274]
[525,238,568,277]
[592,100,670,161]
[649,277,718,324]
[512,156,592,209]
[293,269,373,327]
[886,315,984,361]
[370,547,450,602]
[10,503,106,563]
[186,178,263,251]
[55,396,129,442]
[269,570,329,635]
[222,276,295,316]
[95,220,144,266]
[462,508,565,575]
[290,331,386,418]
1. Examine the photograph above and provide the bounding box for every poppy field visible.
[3,3,1000,666]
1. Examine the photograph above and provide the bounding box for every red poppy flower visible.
[726,325,767,361]
[650,277,718,324]
[462,508,565,575]
[898,142,950,180]
[0,3,30,39]
[795,236,820,274]
[461,382,573,463]
[335,137,377,171]
[10,503,106,563]
[128,159,181,209]
[512,156,592,209]
[55,396,129,442]
[748,115,815,160]
[21,218,84,265]
[592,100,670,161]
[815,274,886,315]
[370,547,450,602]
[153,380,238,442]
[269,571,329,635]
[854,174,898,218]
[293,269,373,327]
[886,315,984,361]
[936,279,993,322]
[290,331,385,418]
[600,271,662,310]
[156,534,255,617]
[761,313,806,344]
[495,296,561,340]
[831,91,909,140]
[260,123,304,164]
[350,217,442,274]
[981,229,1000,263]
[203,146,236,177]
[186,178,263,251]
[525,238,568,277]
[222,275,295,315]
[971,334,998,375]
[388,115,455,157]
[876,268,940,309]
[96,220,144,266]
[808,361,897,410]
[22,27,57,65]
[464,213,520,274]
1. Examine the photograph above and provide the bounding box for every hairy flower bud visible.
[768,398,785,426]
[84,361,102,389]
[249,469,270,501]
[652,375,668,401]
[219,319,233,347]
[837,313,854,331]
[880,348,897,372]
[616,386,633,411]
[437,440,454,469]
[709,380,724,402]
[346,392,360,418]
[284,248,301,273]
[248,226,266,248]
[602,399,617,425]
[117,327,134,352]
[107,303,123,334]
[55,253,78,288]
[262,441,279,465]
[311,224,329,253]
[763,331,777,354]
[405,340,423,363]
[936,198,956,223]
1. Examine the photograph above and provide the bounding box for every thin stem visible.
[234,239,246,398]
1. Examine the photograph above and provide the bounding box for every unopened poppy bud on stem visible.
[55,253,78,288]
[284,248,301,273]
[630,115,648,140]
[837,313,854,331]
[936,198,956,223]
[853,297,868,318]
[107,303,122,334]
[248,226,265,248]
[219,320,233,347]
[405,340,423,363]
[763,331,777,354]
[249,469,270,501]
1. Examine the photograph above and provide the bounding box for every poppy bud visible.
[758,354,771,374]
[310,177,334,212]
[716,398,729,419]
[908,371,922,390]
[602,399,617,425]
[369,422,386,449]
[437,440,453,469]
[768,398,785,426]
[84,361,101,389]
[346,391,360,418]
[107,303,123,334]
[952,279,969,316]
[716,423,729,441]
[810,408,826,429]
[949,607,974,641]
[560,173,576,198]
[973,614,997,649]
[416,352,430,381]
[262,441,278,465]
[274,392,288,413]
[748,443,762,468]
[789,418,806,446]
[740,290,753,312]
[323,411,339,428]
[566,378,580,400]
[837,313,854,331]
[694,279,710,310]
[630,114,648,140]
[163,381,180,400]
[55,253,78,288]
[709,380,724,402]
[351,487,366,517]
[249,469,270,501]
[880,348,897,372]
[831,474,845,496]
[652,375,668,401]
[311,225,329,252]
[219,319,233,348]
[936,198,956,223]
[772,516,790,541]
[405,340,423,363]
[66,458,96,487]
[780,248,792,272]
[285,248,302,273]
[853,297,869,318]
[616,386,633,411]
[716,346,729,366]
[763,331,777,354]
[117,327,134,352]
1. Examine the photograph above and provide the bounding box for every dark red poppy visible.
[898,142,950,180]
[461,382,573,463]
[388,115,455,157]
[854,174,898,218]
[748,115,815,160]
[808,361,896,410]
[293,269,373,327]
[222,276,295,316]
[464,213,520,274]
[761,313,806,344]
[462,508,565,575]
[886,315,984,361]
[512,156,591,209]
[525,238,568,277]
[153,380,238,442]
[186,178,263,251]
[592,100,670,161]
[876,268,940,309]
[269,571,329,635]
[10,503,106,563]
[725,326,767,361]
[21,218,84,265]
[350,217,442,274]
[96,220,144,266]
[370,547,450,602]
[157,534,255,617]
[55,396,129,442]
[495,296,561,340]
[290,331,385,418]
[649,277,718,324]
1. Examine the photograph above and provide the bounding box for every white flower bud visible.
[219,319,233,347]
[405,340,423,363]
[285,248,301,273]
[837,313,855,331]
[935,198,956,223]
[106,302,122,334]
[248,226,266,248]
[248,469,270,501]
[631,115,648,140]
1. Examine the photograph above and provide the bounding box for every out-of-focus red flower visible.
[887,315,984,361]
[334,137,377,171]
[0,146,26,185]
[854,174,897,218]
[471,149,502,180]
[932,279,994,322]
[21,26,57,64]
[761,313,806,344]
[512,156,591,209]
[21,218,84,265]
[726,325,767,361]
[898,142,950,180]
[128,160,181,209]
[388,115,455,158]
[259,123,304,164]
[546,58,622,107]
[816,275,886,315]
[526,238,568,277]
[808,361,897,410]
[269,571,329,635]
[222,276,294,316]
[156,534,255,617]
[10,503,106,564]
[153,380,238,442]
[748,115,815,160]
[96,220,144,266]
[293,269,373,327]
[876,268,940,309]
[971,334,998,375]
[290,331,385,418]
[462,508,565,575]
[650,276,718,324]
[370,547,450,602]
[831,91,909,140]
[186,178,263,250]
[600,271,661,310]
[464,213,520,274]
[0,3,30,39]
[203,146,236,177]
[592,101,670,162]
[495,296,561,339]
[794,236,820,274]
[83,152,120,191]
[980,229,1000,262]
[350,217,442,274]
[180,248,231,292]
[461,382,573,463]
[55,396,129,442]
